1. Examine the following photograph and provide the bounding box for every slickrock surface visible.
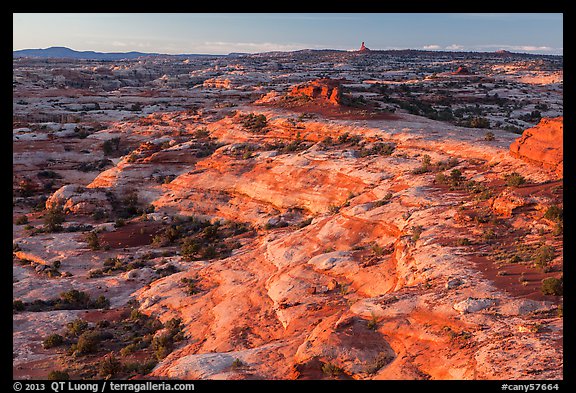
[13,52,563,380]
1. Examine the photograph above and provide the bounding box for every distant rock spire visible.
[359,41,370,52]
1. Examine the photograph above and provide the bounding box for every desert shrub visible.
[76,331,101,354]
[321,362,344,377]
[93,295,111,309]
[66,319,89,336]
[60,289,91,308]
[240,113,268,133]
[449,169,464,185]
[193,127,210,138]
[44,206,65,232]
[412,154,432,174]
[201,245,217,259]
[436,157,459,171]
[181,277,200,295]
[544,205,563,223]
[365,352,394,375]
[296,218,313,229]
[102,137,121,156]
[152,333,174,360]
[328,205,341,214]
[534,245,555,270]
[15,215,29,225]
[484,131,495,141]
[483,228,496,242]
[47,370,70,380]
[156,264,179,277]
[468,117,490,128]
[120,343,139,356]
[541,277,563,296]
[359,142,396,157]
[180,237,200,260]
[38,170,62,179]
[124,359,158,375]
[411,225,424,242]
[231,358,244,369]
[43,333,65,349]
[87,269,104,278]
[13,300,25,312]
[367,312,378,330]
[456,238,471,246]
[99,353,123,378]
[114,218,126,228]
[504,172,526,187]
[85,231,100,250]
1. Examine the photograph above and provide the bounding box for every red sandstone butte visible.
[288,78,342,105]
[509,116,563,177]
[453,66,471,75]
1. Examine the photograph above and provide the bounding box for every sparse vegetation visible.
[411,225,424,242]
[364,352,394,375]
[534,245,555,271]
[44,206,65,232]
[504,172,526,187]
[484,131,495,141]
[102,137,121,155]
[231,358,244,370]
[98,353,123,378]
[367,312,378,330]
[15,215,29,225]
[85,231,100,250]
[456,238,471,246]
[541,277,563,296]
[321,362,344,377]
[47,370,70,380]
[544,205,563,223]
[240,113,268,133]
[43,333,64,349]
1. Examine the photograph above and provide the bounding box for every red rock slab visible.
[510,117,563,177]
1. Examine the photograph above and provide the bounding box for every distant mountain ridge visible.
[13,46,222,60]
[13,46,561,60]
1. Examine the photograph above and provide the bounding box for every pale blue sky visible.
[13,13,563,55]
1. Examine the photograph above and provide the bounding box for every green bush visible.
[152,333,174,360]
[544,205,563,223]
[47,370,70,380]
[411,225,424,242]
[541,277,563,296]
[456,238,471,246]
[85,231,100,250]
[240,113,268,133]
[98,353,123,378]
[44,206,65,232]
[534,245,555,270]
[231,358,244,369]
[504,172,526,187]
[66,319,89,336]
[13,300,25,312]
[43,334,64,349]
[321,362,344,377]
[15,215,29,225]
[76,331,101,354]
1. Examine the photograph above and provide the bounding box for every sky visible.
[13,13,563,55]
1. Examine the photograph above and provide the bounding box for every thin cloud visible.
[200,41,321,53]
[445,44,464,50]
[475,44,560,53]
[423,45,441,50]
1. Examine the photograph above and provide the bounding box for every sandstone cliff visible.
[510,117,563,177]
